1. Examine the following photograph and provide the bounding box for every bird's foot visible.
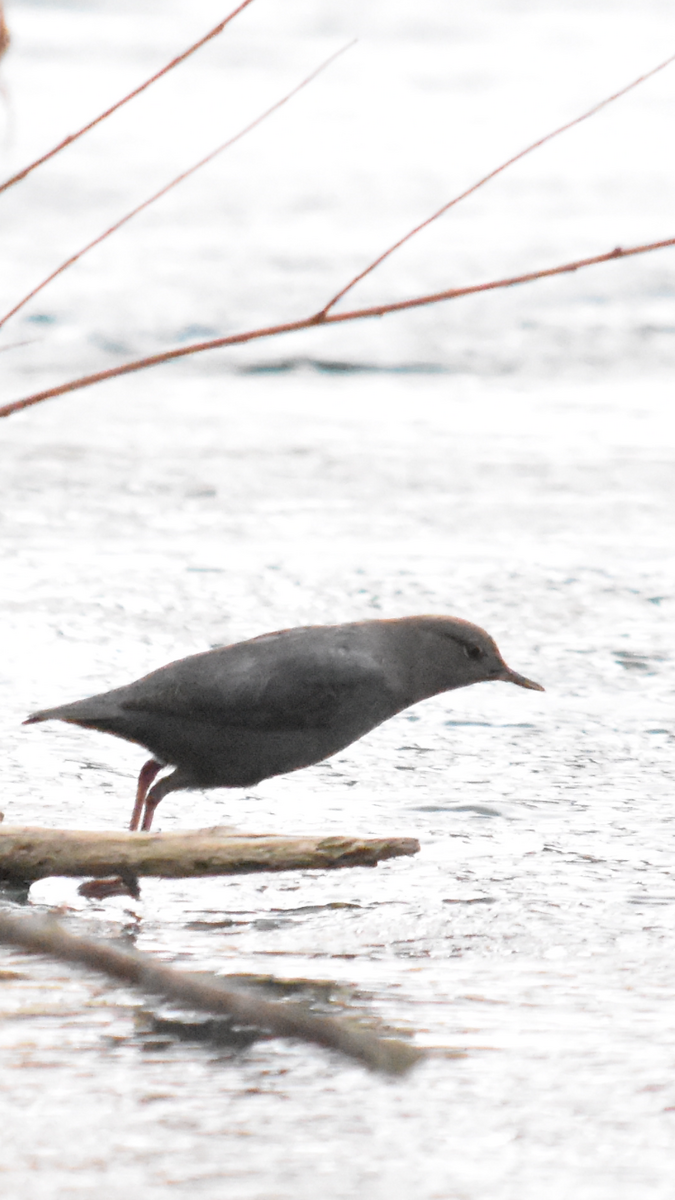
[78,872,141,901]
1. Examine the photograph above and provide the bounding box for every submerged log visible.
[0,909,423,1075]
[0,825,420,884]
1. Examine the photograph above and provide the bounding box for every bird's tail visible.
[23,693,122,729]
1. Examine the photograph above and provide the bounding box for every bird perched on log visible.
[25,615,544,833]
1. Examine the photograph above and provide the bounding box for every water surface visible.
[1,2,674,1197]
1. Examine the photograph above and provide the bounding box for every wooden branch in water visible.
[0,825,420,884]
[0,909,423,1074]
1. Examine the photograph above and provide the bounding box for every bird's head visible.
[394,614,544,699]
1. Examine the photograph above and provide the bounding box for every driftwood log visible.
[0,825,419,884]
[0,908,422,1074]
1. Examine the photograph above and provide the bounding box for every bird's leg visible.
[78,768,186,899]
[78,873,140,901]
[129,758,163,831]
[78,759,163,900]
[140,768,186,832]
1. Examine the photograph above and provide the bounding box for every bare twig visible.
[318,50,675,316]
[1,234,673,419]
[0,825,419,883]
[0,43,354,332]
[0,908,423,1074]
[0,338,36,354]
[0,3,9,62]
[0,1,256,196]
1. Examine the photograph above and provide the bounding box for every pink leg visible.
[140,769,184,832]
[78,764,182,900]
[141,794,161,832]
[129,758,163,831]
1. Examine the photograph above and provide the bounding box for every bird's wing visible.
[121,642,392,732]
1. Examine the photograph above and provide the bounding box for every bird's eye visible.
[464,644,483,660]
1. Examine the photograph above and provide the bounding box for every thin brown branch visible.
[318,50,675,316]
[1,235,673,420]
[0,1,256,196]
[0,338,36,354]
[0,908,423,1074]
[0,42,354,332]
[0,3,10,62]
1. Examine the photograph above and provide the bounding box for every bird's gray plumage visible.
[25,615,543,830]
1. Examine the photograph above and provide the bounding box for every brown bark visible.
[0,825,419,884]
[0,909,423,1074]
[0,5,9,61]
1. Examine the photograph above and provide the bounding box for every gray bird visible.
[25,615,543,833]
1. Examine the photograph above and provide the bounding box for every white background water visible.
[0,1,674,1197]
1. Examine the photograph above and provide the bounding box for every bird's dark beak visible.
[500,666,545,692]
